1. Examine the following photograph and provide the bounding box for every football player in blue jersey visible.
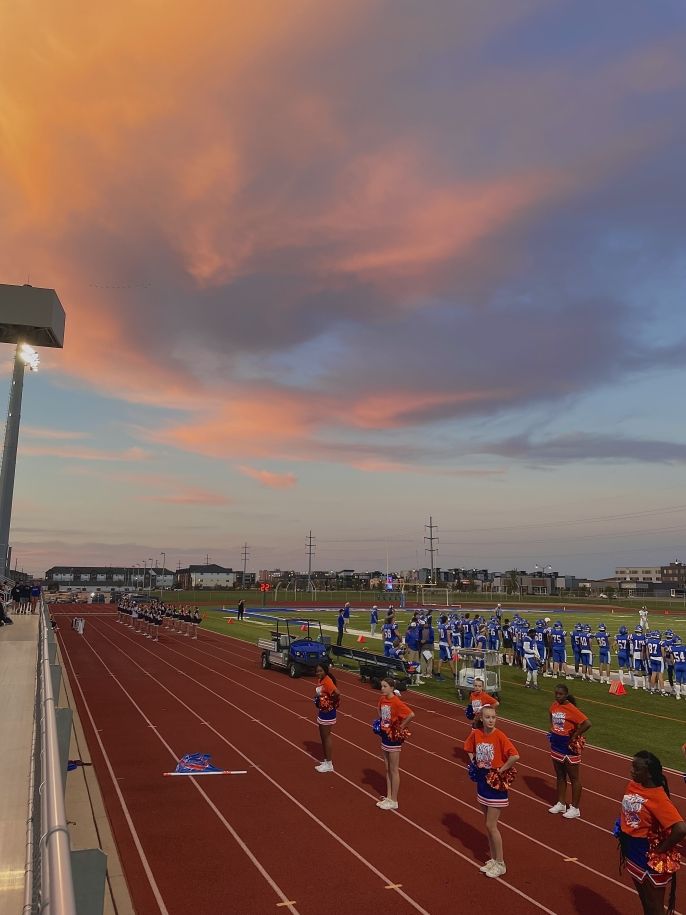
[662,628,676,694]
[550,621,572,679]
[630,626,647,691]
[646,629,667,696]
[614,625,631,686]
[671,635,686,700]
[595,623,611,684]
[571,624,583,678]
[523,628,541,689]
[578,625,594,681]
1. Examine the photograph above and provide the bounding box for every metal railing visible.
[24,604,77,914]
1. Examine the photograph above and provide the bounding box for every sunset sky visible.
[2,1,686,578]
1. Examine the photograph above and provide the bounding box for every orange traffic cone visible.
[357,635,366,644]
[609,680,626,695]
[226,618,234,625]
[300,624,307,632]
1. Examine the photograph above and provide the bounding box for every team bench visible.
[330,645,412,691]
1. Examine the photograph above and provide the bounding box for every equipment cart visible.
[454,647,501,699]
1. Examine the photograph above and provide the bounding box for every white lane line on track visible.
[100,621,630,912]
[209,629,686,792]
[74,633,302,915]
[89,625,431,915]
[189,632,633,813]
[150,628,679,915]
[96,622,555,915]
[58,632,170,915]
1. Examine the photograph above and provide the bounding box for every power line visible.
[424,516,438,584]
[441,504,686,535]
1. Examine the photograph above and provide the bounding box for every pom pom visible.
[467,760,480,782]
[647,834,682,874]
[465,704,475,721]
[611,818,621,838]
[486,767,517,791]
[318,692,339,712]
[568,733,586,755]
[313,696,320,708]
[371,718,382,735]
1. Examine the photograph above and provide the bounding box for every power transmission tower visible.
[306,530,316,592]
[424,516,439,585]
[241,542,250,587]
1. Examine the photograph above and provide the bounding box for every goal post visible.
[418,586,450,606]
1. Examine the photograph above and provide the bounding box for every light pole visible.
[148,557,154,593]
[0,284,65,578]
[535,563,552,596]
[160,552,166,595]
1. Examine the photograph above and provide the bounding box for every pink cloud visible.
[145,487,231,506]
[237,465,297,489]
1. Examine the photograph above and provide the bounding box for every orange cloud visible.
[237,466,297,489]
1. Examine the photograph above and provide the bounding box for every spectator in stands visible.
[30,581,42,614]
[19,582,31,613]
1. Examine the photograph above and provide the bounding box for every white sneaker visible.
[485,861,507,878]
[676,695,681,700]
[563,806,581,819]
[377,798,398,810]
[548,802,566,814]
[376,797,387,807]
[315,761,333,773]
[566,675,574,680]
[479,859,495,873]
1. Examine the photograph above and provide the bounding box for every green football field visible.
[199,604,686,772]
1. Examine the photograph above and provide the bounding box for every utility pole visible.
[306,530,316,592]
[241,542,250,588]
[424,516,438,585]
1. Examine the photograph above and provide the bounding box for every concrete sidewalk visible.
[0,614,38,913]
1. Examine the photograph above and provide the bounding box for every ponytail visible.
[635,750,670,796]
[556,684,577,706]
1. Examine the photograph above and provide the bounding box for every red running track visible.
[54,608,685,915]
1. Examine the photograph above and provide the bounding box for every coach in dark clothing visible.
[237,599,245,620]
[336,609,345,646]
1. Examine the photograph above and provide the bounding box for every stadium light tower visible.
[0,284,66,578]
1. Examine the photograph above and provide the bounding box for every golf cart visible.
[258,619,330,678]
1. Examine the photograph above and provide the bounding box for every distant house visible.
[175,564,235,589]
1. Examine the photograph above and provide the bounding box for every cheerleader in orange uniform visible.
[464,706,519,879]
[466,677,499,728]
[314,662,339,773]
[374,678,414,811]
[617,751,685,915]
[548,684,591,819]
